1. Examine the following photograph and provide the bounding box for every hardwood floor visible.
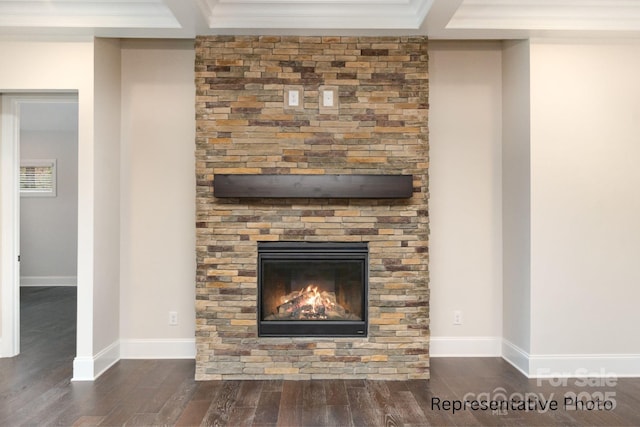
[2,287,640,426]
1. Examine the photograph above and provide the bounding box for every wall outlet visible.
[453,310,463,325]
[169,311,178,326]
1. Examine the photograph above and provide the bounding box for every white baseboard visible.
[430,336,501,357]
[20,276,77,287]
[71,338,195,381]
[72,340,120,381]
[501,339,530,376]
[120,338,196,359]
[501,339,640,378]
[529,354,640,378]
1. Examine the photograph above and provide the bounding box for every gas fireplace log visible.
[265,287,360,321]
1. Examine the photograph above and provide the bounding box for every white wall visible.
[528,41,640,372]
[501,40,532,360]
[20,127,78,284]
[5,37,640,378]
[119,39,196,358]
[0,39,125,378]
[428,41,503,356]
[0,40,96,375]
[91,38,122,370]
[117,39,505,361]
[431,39,640,376]
[2,38,196,374]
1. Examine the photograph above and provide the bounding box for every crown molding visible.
[449,0,640,32]
[0,0,179,29]
[197,0,434,30]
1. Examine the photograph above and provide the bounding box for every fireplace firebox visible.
[258,242,368,337]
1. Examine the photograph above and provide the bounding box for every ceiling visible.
[1,0,640,39]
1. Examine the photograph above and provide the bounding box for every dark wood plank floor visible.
[2,287,640,426]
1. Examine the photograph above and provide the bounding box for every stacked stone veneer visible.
[195,36,429,380]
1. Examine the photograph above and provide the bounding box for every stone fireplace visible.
[195,35,429,380]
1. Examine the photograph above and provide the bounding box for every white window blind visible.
[20,159,57,197]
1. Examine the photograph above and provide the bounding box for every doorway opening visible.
[1,94,78,362]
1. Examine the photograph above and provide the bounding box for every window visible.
[20,159,57,197]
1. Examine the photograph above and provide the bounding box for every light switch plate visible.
[288,89,299,106]
[323,89,334,107]
[319,86,339,112]
[284,86,304,110]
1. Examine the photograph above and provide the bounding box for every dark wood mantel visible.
[213,174,414,199]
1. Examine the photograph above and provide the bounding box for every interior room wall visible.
[119,39,196,358]
[501,39,532,364]
[6,36,639,378]
[528,40,640,375]
[429,41,502,356]
[0,40,97,377]
[112,37,640,375]
[428,41,503,356]
[20,127,78,285]
[91,38,122,372]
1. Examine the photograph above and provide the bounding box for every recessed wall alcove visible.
[195,35,429,380]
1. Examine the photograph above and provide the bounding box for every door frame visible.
[1,93,78,357]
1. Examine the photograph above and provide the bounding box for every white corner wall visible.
[528,40,640,376]
[501,40,532,370]
[0,39,104,380]
[119,39,196,359]
[428,41,503,356]
[431,39,640,377]
[90,38,122,376]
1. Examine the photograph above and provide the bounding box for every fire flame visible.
[282,284,335,319]
[265,283,357,321]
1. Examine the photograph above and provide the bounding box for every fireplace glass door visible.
[258,242,368,337]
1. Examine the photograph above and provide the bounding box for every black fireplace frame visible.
[257,241,368,337]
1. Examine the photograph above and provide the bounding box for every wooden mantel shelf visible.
[213,174,414,199]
